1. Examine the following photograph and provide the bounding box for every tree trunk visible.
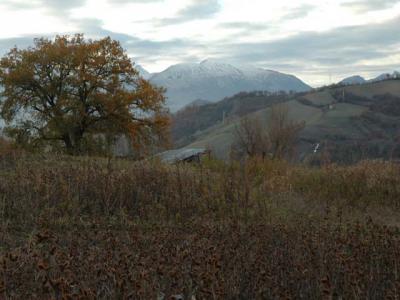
[63,129,84,155]
[63,135,74,155]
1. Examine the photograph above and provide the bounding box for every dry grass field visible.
[1,150,400,298]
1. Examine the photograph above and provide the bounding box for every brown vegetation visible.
[2,221,400,299]
[1,154,400,298]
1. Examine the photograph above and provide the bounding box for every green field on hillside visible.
[175,80,400,162]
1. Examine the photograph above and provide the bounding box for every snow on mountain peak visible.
[200,58,231,66]
[150,61,311,112]
[370,71,400,82]
[339,71,399,85]
[339,75,366,85]
[134,64,151,79]
[153,60,243,82]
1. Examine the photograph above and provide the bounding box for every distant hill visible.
[339,75,366,85]
[338,71,400,86]
[370,71,400,82]
[150,60,311,112]
[172,90,295,147]
[172,79,400,163]
[184,99,212,108]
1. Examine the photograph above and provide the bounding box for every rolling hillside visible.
[172,79,400,163]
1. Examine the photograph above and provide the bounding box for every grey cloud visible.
[177,0,220,19]
[0,7,398,81]
[217,16,400,75]
[123,38,208,68]
[2,14,399,69]
[342,0,400,12]
[1,0,36,10]
[0,19,203,70]
[218,22,270,31]
[108,0,163,3]
[0,36,36,56]
[90,32,205,69]
[73,19,203,57]
[217,5,315,33]
[40,0,85,11]
[280,4,315,20]
[158,0,221,25]
[2,0,85,12]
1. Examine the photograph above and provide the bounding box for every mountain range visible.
[137,62,399,112]
[137,60,311,111]
[339,71,400,86]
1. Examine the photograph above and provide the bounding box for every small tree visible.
[267,103,304,160]
[0,34,169,155]
[233,116,268,158]
[233,103,304,160]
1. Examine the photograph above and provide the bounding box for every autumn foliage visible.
[2,222,399,299]
[1,155,400,298]
[0,34,169,154]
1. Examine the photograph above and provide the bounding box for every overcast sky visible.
[0,0,399,86]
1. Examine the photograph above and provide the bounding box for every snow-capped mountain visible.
[134,64,152,80]
[149,59,311,111]
[339,75,366,85]
[338,71,399,86]
[370,73,393,82]
[369,71,400,82]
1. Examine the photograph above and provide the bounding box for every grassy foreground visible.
[1,154,400,298]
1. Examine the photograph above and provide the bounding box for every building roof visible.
[156,148,208,163]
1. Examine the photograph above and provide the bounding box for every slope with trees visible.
[177,79,400,163]
[171,91,298,147]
